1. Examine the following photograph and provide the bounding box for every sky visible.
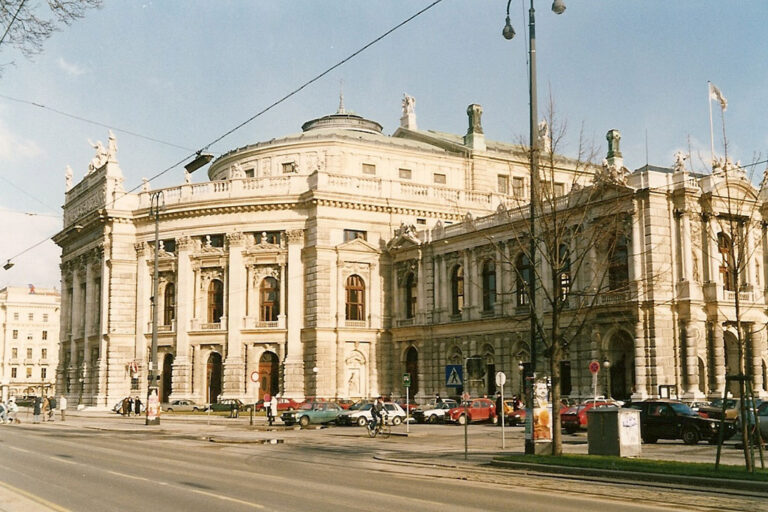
[1,1,767,290]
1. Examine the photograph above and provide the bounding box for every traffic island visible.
[492,454,768,493]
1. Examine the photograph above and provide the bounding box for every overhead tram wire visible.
[2,0,446,265]
[0,0,27,48]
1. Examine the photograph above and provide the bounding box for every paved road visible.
[0,413,762,512]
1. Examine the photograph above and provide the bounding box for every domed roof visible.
[301,99,382,134]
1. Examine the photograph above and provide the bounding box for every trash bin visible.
[587,407,641,457]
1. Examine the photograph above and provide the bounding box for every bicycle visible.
[367,413,391,439]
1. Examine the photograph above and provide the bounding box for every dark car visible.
[629,399,736,445]
[207,398,251,412]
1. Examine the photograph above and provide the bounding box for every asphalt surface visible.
[0,409,765,512]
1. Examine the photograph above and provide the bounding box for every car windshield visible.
[299,403,313,410]
[350,401,368,410]
[710,399,737,409]
[669,402,695,416]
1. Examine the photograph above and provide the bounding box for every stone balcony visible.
[703,282,758,304]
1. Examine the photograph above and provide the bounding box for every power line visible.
[0,174,59,213]
[0,0,27,48]
[3,0,445,264]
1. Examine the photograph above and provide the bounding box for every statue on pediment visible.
[673,151,688,173]
[65,165,73,191]
[107,130,118,162]
[87,138,109,173]
[402,94,415,115]
[538,120,552,153]
[594,158,627,186]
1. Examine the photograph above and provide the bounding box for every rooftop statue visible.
[673,151,688,173]
[65,165,73,191]
[402,94,415,115]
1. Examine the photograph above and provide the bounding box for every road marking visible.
[189,488,265,509]
[0,480,73,512]
[50,456,78,465]
[5,446,32,454]
[106,470,151,482]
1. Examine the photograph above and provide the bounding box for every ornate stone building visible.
[55,100,768,408]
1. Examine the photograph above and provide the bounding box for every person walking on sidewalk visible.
[494,392,503,426]
[134,396,142,416]
[7,397,18,424]
[269,395,278,426]
[264,393,273,425]
[32,396,42,424]
[48,396,57,422]
[59,395,67,421]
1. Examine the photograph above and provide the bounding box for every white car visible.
[338,402,406,427]
[413,399,459,424]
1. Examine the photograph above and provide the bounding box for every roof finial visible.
[337,79,346,114]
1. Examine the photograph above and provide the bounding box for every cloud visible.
[57,57,87,76]
[0,118,41,161]
[0,210,61,290]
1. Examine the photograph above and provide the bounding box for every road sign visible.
[250,370,259,383]
[589,360,600,375]
[403,372,411,388]
[495,371,506,387]
[445,365,463,387]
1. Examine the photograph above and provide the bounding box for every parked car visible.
[757,402,768,441]
[503,400,526,426]
[446,398,497,425]
[112,398,147,414]
[629,399,736,445]
[207,398,251,412]
[281,401,343,427]
[394,399,419,414]
[560,399,620,434]
[697,398,740,421]
[254,397,300,412]
[336,402,406,426]
[163,399,203,413]
[333,399,356,410]
[412,400,458,424]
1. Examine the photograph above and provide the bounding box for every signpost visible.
[496,371,507,449]
[403,373,411,434]
[445,365,463,388]
[589,360,600,402]
[250,371,259,383]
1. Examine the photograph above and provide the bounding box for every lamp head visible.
[551,0,566,14]
[502,15,516,40]
[184,152,214,174]
[3,260,13,271]
[603,359,611,369]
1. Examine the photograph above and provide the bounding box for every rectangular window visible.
[26,367,32,379]
[554,182,565,197]
[42,348,48,359]
[433,173,446,185]
[416,218,426,225]
[282,162,297,173]
[399,168,412,180]
[28,313,34,321]
[255,231,281,245]
[344,229,367,242]
[512,177,524,197]
[41,367,47,379]
[12,330,18,340]
[160,238,176,253]
[497,175,509,194]
[27,348,33,359]
[206,234,225,247]
[42,330,48,340]
[11,348,17,359]
[11,368,16,379]
[244,168,255,178]
[13,312,18,321]
[43,313,48,322]
[362,163,376,175]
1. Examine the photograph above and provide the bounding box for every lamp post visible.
[146,190,164,426]
[603,359,612,399]
[503,0,565,456]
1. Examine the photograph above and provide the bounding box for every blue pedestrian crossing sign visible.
[445,365,463,387]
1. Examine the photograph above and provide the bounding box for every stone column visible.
[712,322,725,395]
[745,222,756,290]
[278,262,287,329]
[82,257,94,402]
[416,252,425,324]
[681,212,693,282]
[69,262,81,388]
[134,243,148,369]
[708,216,719,285]
[495,242,504,314]
[683,322,699,396]
[632,319,647,399]
[462,250,471,321]
[223,232,246,397]
[283,229,305,398]
[630,207,643,293]
[371,259,381,329]
[750,328,766,395]
[171,236,193,399]
[335,338,345,398]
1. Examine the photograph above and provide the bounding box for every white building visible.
[0,286,60,400]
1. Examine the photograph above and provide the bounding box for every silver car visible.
[163,399,203,413]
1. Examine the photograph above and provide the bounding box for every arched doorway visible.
[258,351,279,400]
[206,352,223,403]
[405,346,419,396]
[723,331,740,396]
[161,353,174,403]
[605,331,635,400]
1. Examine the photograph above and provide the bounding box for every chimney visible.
[464,104,486,151]
[606,129,623,170]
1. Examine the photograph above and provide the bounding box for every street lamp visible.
[502,0,565,456]
[603,359,612,398]
[146,190,165,426]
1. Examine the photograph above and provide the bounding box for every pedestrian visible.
[48,395,57,422]
[264,393,273,426]
[269,395,278,426]
[128,396,135,417]
[42,396,50,422]
[494,392,503,426]
[435,393,442,404]
[7,397,18,424]
[134,396,142,416]
[59,395,67,421]
[33,396,42,424]
[0,401,7,424]
[230,400,239,418]
[121,397,130,416]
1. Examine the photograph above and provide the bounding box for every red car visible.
[560,399,620,433]
[447,398,497,425]
[254,397,301,412]
[394,399,418,414]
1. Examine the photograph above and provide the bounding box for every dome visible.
[301,111,383,134]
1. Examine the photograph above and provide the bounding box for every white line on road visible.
[106,470,150,482]
[188,488,265,509]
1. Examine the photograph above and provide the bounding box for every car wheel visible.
[166,408,173,413]
[565,426,577,435]
[193,407,200,412]
[299,416,310,428]
[642,436,657,444]
[357,416,368,427]
[392,416,403,426]
[428,415,439,424]
[284,421,294,426]
[457,414,467,426]
[491,415,498,425]
[682,427,700,445]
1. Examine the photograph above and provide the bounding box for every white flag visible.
[709,82,727,111]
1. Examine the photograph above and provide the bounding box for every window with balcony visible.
[26,348,32,359]
[497,175,509,194]
[558,244,571,302]
[608,236,630,290]
[206,234,225,248]
[433,173,446,185]
[260,277,280,322]
[405,273,417,319]
[718,232,736,292]
[282,162,297,173]
[42,330,48,340]
[42,348,47,359]
[207,279,224,324]
[512,177,525,197]
[345,275,365,321]
[255,231,281,245]
[516,253,531,306]
[482,260,496,311]
[164,283,176,326]
[451,265,464,315]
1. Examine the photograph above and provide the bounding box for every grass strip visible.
[496,454,768,482]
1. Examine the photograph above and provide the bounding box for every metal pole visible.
[146,191,163,426]
[464,398,469,460]
[525,0,539,456]
[406,385,410,434]
[501,382,506,449]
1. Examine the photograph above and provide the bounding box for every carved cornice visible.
[227,231,245,247]
[176,235,193,251]
[285,229,304,244]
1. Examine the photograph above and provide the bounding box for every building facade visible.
[0,286,60,401]
[55,99,768,408]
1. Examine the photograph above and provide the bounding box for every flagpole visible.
[708,81,715,166]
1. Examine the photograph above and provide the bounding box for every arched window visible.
[482,260,496,311]
[516,254,531,306]
[345,275,365,321]
[405,273,417,319]
[260,277,279,322]
[451,265,464,315]
[718,232,736,291]
[207,279,224,323]
[163,283,175,326]
[608,236,629,290]
[558,244,571,302]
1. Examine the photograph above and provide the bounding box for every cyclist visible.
[370,396,384,431]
